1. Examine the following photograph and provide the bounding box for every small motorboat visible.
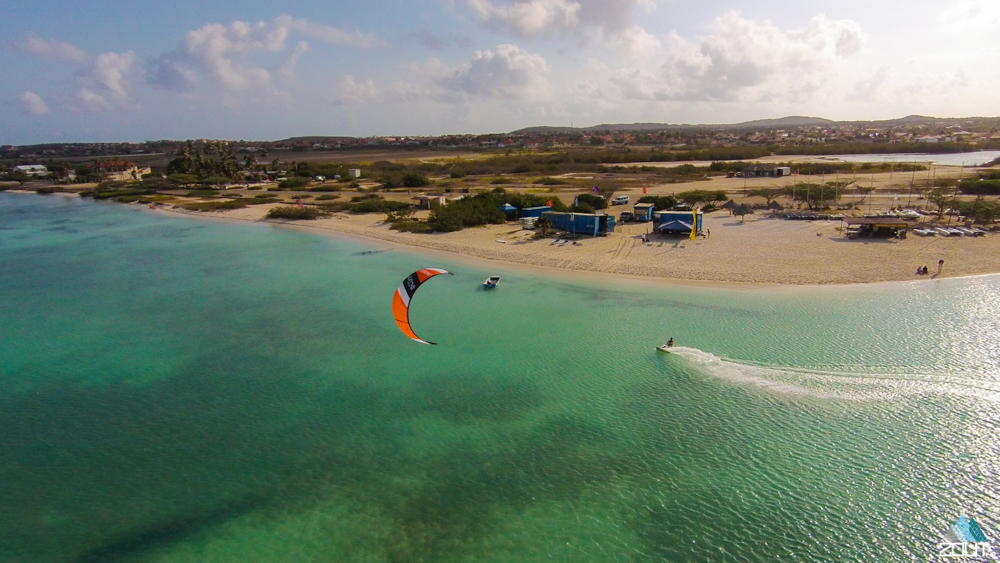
[483,275,501,289]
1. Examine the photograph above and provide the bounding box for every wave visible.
[664,346,1000,402]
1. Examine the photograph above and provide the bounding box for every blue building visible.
[520,205,551,218]
[633,203,655,222]
[655,210,703,234]
[541,211,616,235]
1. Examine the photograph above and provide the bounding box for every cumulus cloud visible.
[146,15,382,92]
[330,75,381,105]
[465,0,660,51]
[939,1,1000,32]
[436,44,550,99]
[10,33,88,63]
[74,51,138,111]
[20,91,50,115]
[614,12,867,103]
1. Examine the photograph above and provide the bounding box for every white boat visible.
[483,275,500,289]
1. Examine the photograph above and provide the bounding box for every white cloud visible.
[279,41,310,78]
[147,15,382,92]
[939,1,1000,32]
[330,75,382,105]
[74,51,138,111]
[436,44,550,99]
[20,91,50,115]
[11,33,88,63]
[465,0,661,50]
[615,12,867,103]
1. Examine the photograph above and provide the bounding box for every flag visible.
[546,199,552,207]
[690,208,697,240]
[297,199,303,209]
[593,186,598,194]
[574,196,579,207]
[642,186,647,194]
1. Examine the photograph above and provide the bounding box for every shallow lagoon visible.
[1,193,998,562]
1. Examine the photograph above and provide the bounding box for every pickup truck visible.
[619,211,634,222]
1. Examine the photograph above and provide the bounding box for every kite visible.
[391,268,452,345]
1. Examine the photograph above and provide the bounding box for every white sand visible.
[157,201,1000,286]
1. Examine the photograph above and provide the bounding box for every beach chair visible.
[559,240,569,246]
[550,239,560,245]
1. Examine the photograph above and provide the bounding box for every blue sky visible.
[2,0,997,144]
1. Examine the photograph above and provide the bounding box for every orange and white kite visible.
[391,268,452,345]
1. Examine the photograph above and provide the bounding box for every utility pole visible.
[948,164,964,226]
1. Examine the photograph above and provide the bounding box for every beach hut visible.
[842,217,908,238]
[633,203,655,222]
[541,211,615,236]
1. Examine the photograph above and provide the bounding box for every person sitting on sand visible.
[666,338,674,347]
[922,266,929,274]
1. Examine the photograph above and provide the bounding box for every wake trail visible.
[663,346,1000,402]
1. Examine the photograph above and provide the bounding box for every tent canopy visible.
[657,220,694,231]
[499,203,517,212]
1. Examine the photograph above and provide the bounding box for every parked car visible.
[619,211,634,222]
[612,195,630,205]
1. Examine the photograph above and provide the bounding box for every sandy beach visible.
[155,199,1000,286]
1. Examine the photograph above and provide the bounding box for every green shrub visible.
[575,193,607,209]
[246,186,263,190]
[315,194,339,201]
[180,200,248,211]
[534,177,567,185]
[310,185,340,192]
[637,195,678,210]
[248,197,279,205]
[266,206,324,220]
[491,177,513,184]
[391,220,433,233]
[186,189,218,198]
[450,168,467,178]
[403,172,431,187]
[278,177,310,190]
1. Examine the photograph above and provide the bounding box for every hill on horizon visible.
[509,115,957,135]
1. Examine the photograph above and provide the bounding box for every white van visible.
[612,195,629,205]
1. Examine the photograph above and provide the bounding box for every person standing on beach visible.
[938,259,944,273]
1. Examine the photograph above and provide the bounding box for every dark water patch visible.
[70,499,262,563]
[411,375,544,423]
[371,415,625,562]
[0,348,410,562]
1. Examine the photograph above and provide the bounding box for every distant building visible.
[348,168,361,178]
[413,194,445,209]
[13,164,48,176]
[92,160,150,182]
[915,136,940,143]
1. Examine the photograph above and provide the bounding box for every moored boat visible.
[483,276,501,289]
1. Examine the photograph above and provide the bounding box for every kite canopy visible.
[391,268,452,345]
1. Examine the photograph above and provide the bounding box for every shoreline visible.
[7,189,999,290]
[144,200,1000,291]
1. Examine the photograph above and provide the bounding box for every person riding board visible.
[666,337,674,347]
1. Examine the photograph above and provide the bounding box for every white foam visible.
[664,347,1000,402]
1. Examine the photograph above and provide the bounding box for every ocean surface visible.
[2,193,998,563]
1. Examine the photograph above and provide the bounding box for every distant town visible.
[3,115,1000,165]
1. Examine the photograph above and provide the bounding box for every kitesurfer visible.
[666,337,674,347]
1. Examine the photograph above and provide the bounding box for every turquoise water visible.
[2,193,998,562]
